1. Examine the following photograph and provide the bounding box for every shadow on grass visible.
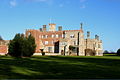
[0,56,120,79]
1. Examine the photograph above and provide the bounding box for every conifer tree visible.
[8,33,36,57]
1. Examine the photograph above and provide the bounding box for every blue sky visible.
[0,0,120,51]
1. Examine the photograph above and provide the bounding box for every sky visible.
[0,0,120,52]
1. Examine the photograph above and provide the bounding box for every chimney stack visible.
[43,25,47,32]
[87,31,90,38]
[80,23,83,30]
[49,23,56,31]
[39,28,42,32]
[95,35,99,40]
[58,26,62,31]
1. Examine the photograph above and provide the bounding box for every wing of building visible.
[0,40,9,55]
[25,23,103,56]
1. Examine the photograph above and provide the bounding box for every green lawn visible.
[0,55,120,79]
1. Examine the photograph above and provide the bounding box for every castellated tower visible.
[79,23,85,56]
[49,23,56,31]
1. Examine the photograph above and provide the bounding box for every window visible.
[45,35,48,38]
[62,34,64,38]
[39,35,41,38]
[56,34,58,38]
[43,35,46,38]
[42,35,48,38]
[45,41,48,45]
[70,34,75,38]
[51,41,54,44]
[98,44,101,48]
[62,34,65,38]
[41,35,43,38]
[48,47,52,52]
[52,35,54,38]
[59,34,61,38]
[61,42,67,45]
[74,41,77,45]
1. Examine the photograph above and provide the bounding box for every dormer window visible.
[70,34,75,38]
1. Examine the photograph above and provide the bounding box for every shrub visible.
[103,50,109,54]
[117,49,120,56]
[85,49,96,56]
[8,33,36,57]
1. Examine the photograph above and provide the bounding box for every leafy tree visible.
[117,49,120,56]
[8,33,36,57]
[103,50,109,54]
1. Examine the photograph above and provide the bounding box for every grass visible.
[0,55,120,79]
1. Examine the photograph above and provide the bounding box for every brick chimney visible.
[43,25,47,32]
[58,26,62,31]
[39,28,42,32]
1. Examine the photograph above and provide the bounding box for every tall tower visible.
[87,31,90,38]
[80,23,83,30]
[79,23,85,56]
[49,23,56,31]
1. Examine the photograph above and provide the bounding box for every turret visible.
[80,23,83,30]
[49,23,56,31]
[87,31,90,38]
[95,35,99,40]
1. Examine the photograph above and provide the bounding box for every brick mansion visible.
[0,23,103,56]
[26,23,103,56]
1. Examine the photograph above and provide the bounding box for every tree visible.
[0,35,3,40]
[103,50,109,54]
[117,49,120,56]
[8,33,36,57]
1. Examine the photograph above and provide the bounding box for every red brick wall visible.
[0,45,8,55]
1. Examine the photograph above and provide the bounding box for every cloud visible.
[10,0,17,7]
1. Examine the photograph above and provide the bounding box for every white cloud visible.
[10,0,17,7]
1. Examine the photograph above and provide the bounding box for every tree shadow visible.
[0,56,120,79]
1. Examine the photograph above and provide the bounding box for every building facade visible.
[25,23,103,56]
[0,40,9,55]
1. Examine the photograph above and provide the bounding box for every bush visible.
[8,33,36,57]
[85,49,96,56]
[117,49,120,56]
[103,50,109,54]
